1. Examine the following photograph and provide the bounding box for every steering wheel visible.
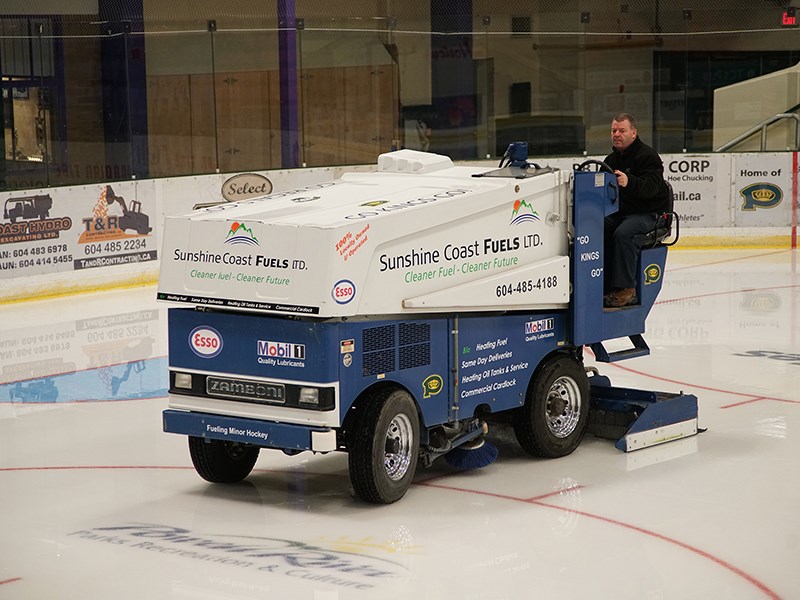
[576,159,614,174]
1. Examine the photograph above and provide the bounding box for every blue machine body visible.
[163,165,697,455]
[570,168,667,359]
[164,307,569,450]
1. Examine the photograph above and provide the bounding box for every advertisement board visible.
[0,182,159,279]
[731,153,793,227]
[664,153,731,228]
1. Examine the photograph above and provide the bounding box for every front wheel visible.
[348,388,420,504]
[188,437,260,483]
[513,354,589,458]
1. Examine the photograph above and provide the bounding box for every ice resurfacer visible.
[157,147,698,503]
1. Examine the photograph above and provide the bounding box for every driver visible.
[602,113,670,308]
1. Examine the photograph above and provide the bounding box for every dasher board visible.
[157,150,572,318]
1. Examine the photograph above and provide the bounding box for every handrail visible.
[715,113,800,152]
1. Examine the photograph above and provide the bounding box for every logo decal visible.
[0,193,72,244]
[740,183,782,210]
[422,374,443,398]
[70,523,404,586]
[510,199,540,225]
[221,173,272,201]
[224,222,259,246]
[361,200,388,207]
[525,318,555,342]
[644,263,662,285]
[332,279,356,304]
[189,326,223,358]
[207,376,285,403]
[78,185,152,243]
[344,189,470,220]
[525,318,554,335]
[257,340,306,359]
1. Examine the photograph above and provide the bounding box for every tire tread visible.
[189,436,259,483]
[348,388,419,504]
[514,354,589,458]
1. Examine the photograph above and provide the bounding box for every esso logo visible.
[332,279,356,304]
[189,326,223,358]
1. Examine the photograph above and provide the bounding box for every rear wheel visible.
[348,388,420,504]
[188,437,260,483]
[514,354,589,458]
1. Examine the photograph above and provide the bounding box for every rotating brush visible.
[443,437,499,470]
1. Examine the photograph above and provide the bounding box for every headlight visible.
[298,387,319,406]
[174,372,193,389]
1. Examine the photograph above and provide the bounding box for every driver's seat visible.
[638,182,678,248]
[573,159,679,249]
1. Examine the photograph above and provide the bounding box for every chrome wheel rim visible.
[384,414,414,480]
[545,376,581,438]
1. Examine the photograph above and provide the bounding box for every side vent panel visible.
[362,324,396,377]
[399,322,431,370]
[361,322,432,376]
[363,350,396,377]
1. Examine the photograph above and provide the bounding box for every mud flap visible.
[588,375,699,452]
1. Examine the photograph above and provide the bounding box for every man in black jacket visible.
[603,113,670,308]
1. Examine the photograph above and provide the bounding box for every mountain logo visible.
[510,199,540,225]
[224,222,259,246]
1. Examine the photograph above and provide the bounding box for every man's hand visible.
[614,170,628,188]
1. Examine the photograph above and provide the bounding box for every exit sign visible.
[782,7,797,27]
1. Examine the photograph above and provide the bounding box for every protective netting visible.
[1,1,797,35]
[2,0,799,190]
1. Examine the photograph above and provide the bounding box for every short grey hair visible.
[613,113,637,130]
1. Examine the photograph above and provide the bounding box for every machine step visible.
[591,334,650,362]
